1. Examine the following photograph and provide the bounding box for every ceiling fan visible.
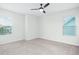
[30,3,50,14]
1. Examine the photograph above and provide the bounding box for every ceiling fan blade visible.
[44,3,50,8]
[40,3,43,6]
[43,10,46,14]
[30,8,40,10]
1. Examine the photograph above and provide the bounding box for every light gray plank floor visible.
[0,38,79,55]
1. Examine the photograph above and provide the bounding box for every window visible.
[0,16,12,35]
[63,16,76,36]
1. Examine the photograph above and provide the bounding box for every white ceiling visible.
[0,3,79,16]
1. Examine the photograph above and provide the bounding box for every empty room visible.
[0,3,79,55]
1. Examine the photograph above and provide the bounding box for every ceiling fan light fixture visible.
[39,9,43,12]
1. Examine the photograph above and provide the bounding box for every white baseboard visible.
[40,36,79,46]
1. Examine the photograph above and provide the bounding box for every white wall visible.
[0,8,25,44]
[40,7,79,46]
[25,15,40,40]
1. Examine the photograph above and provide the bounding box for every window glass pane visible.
[0,16,12,35]
[64,16,75,26]
[63,16,76,36]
